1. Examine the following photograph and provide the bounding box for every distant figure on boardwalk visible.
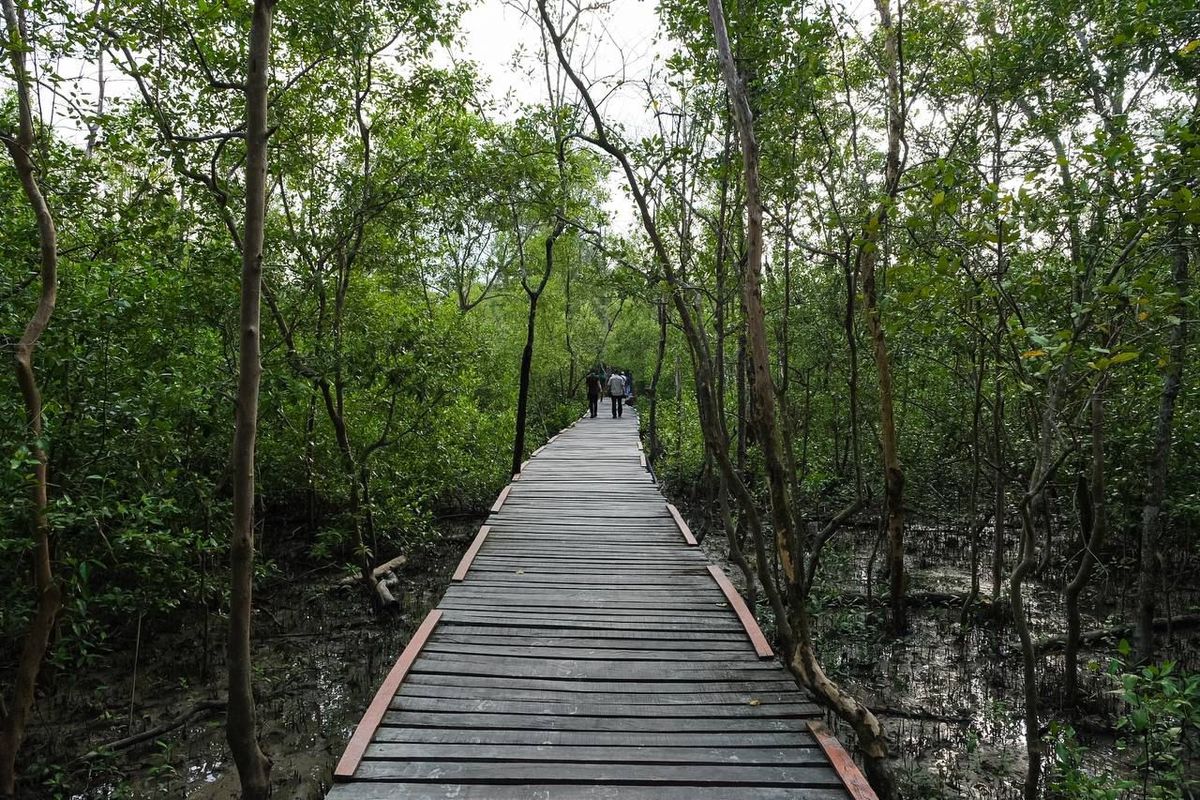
[585,366,604,418]
[606,370,627,418]
[623,370,634,404]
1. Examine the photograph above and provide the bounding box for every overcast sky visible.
[446,0,672,227]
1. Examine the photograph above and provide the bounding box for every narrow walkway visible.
[327,408,872,799]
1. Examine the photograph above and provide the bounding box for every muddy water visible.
[21,522,473,800]
[698,516,1199,799]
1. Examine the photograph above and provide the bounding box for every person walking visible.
[606,369,626,418]
[623,370,634,404]
[585,366,604,418]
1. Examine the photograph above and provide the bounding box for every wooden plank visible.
[666,502,699,546]
[388,696,820,718]
[708,564,775,658]
[370,727,818,747]
[450,525,490,581]
[327,783,849,799]
[333,610,442,781]
[361,742,830,765]
[397,685,804,706]
[402,673,797,693]
[378,710,804,732]
[349,761,845,786]
[489,484,512,513]
[808,721,880,800]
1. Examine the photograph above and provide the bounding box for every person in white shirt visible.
[606,370,627,418]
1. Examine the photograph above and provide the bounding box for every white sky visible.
[448,0,671,229]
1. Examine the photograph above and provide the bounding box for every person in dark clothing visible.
[606,370,627,418]
[585,367,604,418]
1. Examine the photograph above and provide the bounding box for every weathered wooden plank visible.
[378,710,807,732]
[402,673,798,693]
[665,502,699,546]
[411,654,789,679]
[333,609,442,781]
[430,633,756,651]
[349,761,846,787]
[388,696,820,718]
[369,727,817,748]
[708,564,776,658]
[396,684,804,706]
[809,721,880,800]
[436,624,751,641]
[450,525,490,581]
[489,484,512,513]
[327,783,848,799]
[361,742,830,765]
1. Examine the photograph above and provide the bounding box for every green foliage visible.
[1051,647,1200,799]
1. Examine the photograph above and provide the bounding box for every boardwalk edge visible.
[451,524,491,581]
[490,484,512,513]
[706,564,774,658]
[665,502,698,546]
[333,609,443,781]
[808,720,881,800]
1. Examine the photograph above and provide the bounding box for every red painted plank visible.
[665,502,698,546]
[808,721,880,800]
[334,610,442,781]
[490,485,512,513]
[451,525,491,581]
[706,565,773,658]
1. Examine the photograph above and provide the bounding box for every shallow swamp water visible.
[21,520,474,800]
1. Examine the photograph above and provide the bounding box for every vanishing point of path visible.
[326,408,875,799]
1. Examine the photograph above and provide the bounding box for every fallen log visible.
[375,571,401,609]
[1036,614,1200,653]
[84,699,226,758]
[336,553,408,586]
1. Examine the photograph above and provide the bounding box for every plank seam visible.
[706,565,774,658]
[333,609,442,781]
[808,720,881,800]
[451,524,491,581]
[665,502,698,546]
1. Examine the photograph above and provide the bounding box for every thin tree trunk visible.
[1065,384,1107,708]
[990,321,1007,602]
[844,250,863,495]
[707,0,896,795]
[1011,376,1063,800]
[961,334,986,622]
[0,2,62,792]
[860,0,907,637]
[512,221,565,477]
[1135,231,1189,664]
[226,2,276,796]
[648,299,667,461]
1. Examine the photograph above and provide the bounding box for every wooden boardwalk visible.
[327,408,873,799]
